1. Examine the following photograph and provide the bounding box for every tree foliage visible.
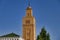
[37,27,50,40]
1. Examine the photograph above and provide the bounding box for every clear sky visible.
[0,0,60,40]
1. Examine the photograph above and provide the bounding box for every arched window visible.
[17,39,19,40]
[26,20,30,24]
[27,39,30,40]
[27,13,30,16]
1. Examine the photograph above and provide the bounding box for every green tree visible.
[37,35,40,40]
[37,27,50,40]
[46,33,50,40]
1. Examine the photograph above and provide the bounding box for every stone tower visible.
[22,1,36,40]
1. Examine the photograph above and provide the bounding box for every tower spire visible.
[26,0,32,16]
[28,0,30,7]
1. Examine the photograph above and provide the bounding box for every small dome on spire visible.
[26,6,32,10]
[26,0,32,10]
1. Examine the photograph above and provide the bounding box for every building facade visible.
[0,33,24,40]
[22,2,36,40]
[0,37,23,40]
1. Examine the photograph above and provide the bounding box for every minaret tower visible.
[22,0,36,40]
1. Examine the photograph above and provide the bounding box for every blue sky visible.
[0,0,60,40]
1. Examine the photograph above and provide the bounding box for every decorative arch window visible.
[26,20,30,24]
[27,39,30,40]
[27,13,30,16]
